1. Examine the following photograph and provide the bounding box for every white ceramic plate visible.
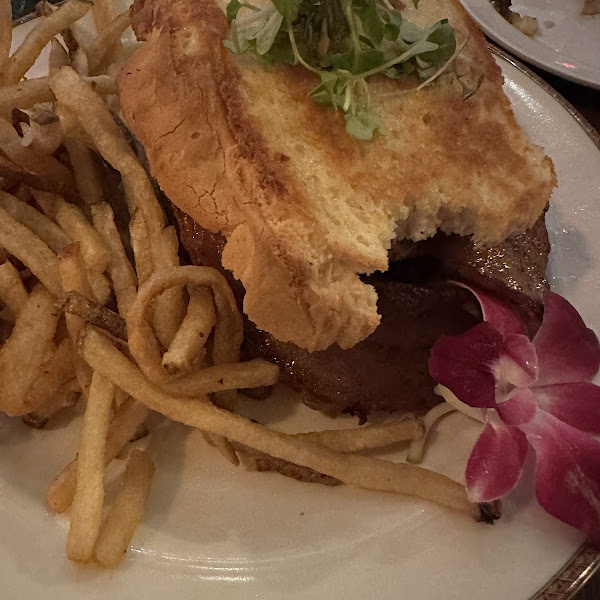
[2,20,600,600]
[458,0,600,89]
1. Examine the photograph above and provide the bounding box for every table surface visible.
[522,66,600,600]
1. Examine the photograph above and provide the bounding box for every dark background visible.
[9,1,600,597]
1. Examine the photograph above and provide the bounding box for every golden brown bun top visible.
[118,0,556,351]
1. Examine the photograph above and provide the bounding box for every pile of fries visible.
[0,0,498,570]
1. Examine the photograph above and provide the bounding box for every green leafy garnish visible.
[224,0,467,140]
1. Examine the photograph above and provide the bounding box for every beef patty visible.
[174,208,550,420]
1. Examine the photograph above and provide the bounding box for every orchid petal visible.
[533,382,600,435]
[496,334,538,388]
[457,283,527,337]
[496,388,537,426]
[533,293,600,385]
[466,420,529,502]
[520,410,600,547]
[429,322,503,408]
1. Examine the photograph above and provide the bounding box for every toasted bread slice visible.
[118,0,556,351]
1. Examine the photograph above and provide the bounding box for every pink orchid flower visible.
[429,287,600,547]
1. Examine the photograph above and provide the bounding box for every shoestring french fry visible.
[296,418,425,453]
[128,210,153,287]
[0,257,29,319]
[90,0,116,34]
[151,226,185,349]
[49,38,70,76]
[58,242,93,394]
[93,449,155,569]
[0,75,117,117]
[127,267,278,396]
[49,67,165,232]
[47,397,150,514]
[33,190,109,274]
[80,327,494,520]
[202,432,240,467]
[0,285,60,416]
[31,188,112,303]
[22,338,74,420]
[58,290,127,341]
[0,191,71,253]
[57,105,105,207]
[88,11,130,75]
[31,187,112,305]
[50,69,181,339]
[67,371,115,562]
[23,376,80,429]
[0,206,62,295]
[91,203,137,316]
[1,0,91,85]
[162,285,216,375]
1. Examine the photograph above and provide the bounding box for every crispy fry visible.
[49,38,70,76]
[161,360,279,396]
[0,0,10,73]
[57,105,105,206]
[91,203,136,315]
[33,190,109,274]
[0,286,60,416]
[90,0,115,33]
[0,118,75,191]
[2,0,91,85]
[81,327,486,519]
[0,191,71,252]
[88,11,130,75]
[94,449,155,568]
[163,285,216,375]
[0,78,53,116]
[84,74,118,96]
[47,398,149,514]
[0,75,117,119]
[127,267,278,396]
[49,67,165,231]
[202,432,239,466]
[58,290,127,341]
[22,338,74,416]
[0,257,29,319]
[0,206,62,294]
[23,376,80,429]
[30,189,109,304]
[128,210,153,286]
[58,243,92,299]
[297,418,425,453]
[130,266,242,366]
[151,226,184,349]
[86,271,111,305]
[67,371,114,562]
[46,459,78,514]
[232,442,341,485]
[58,243,93,394]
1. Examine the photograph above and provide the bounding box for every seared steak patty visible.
[175,208,549,420]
